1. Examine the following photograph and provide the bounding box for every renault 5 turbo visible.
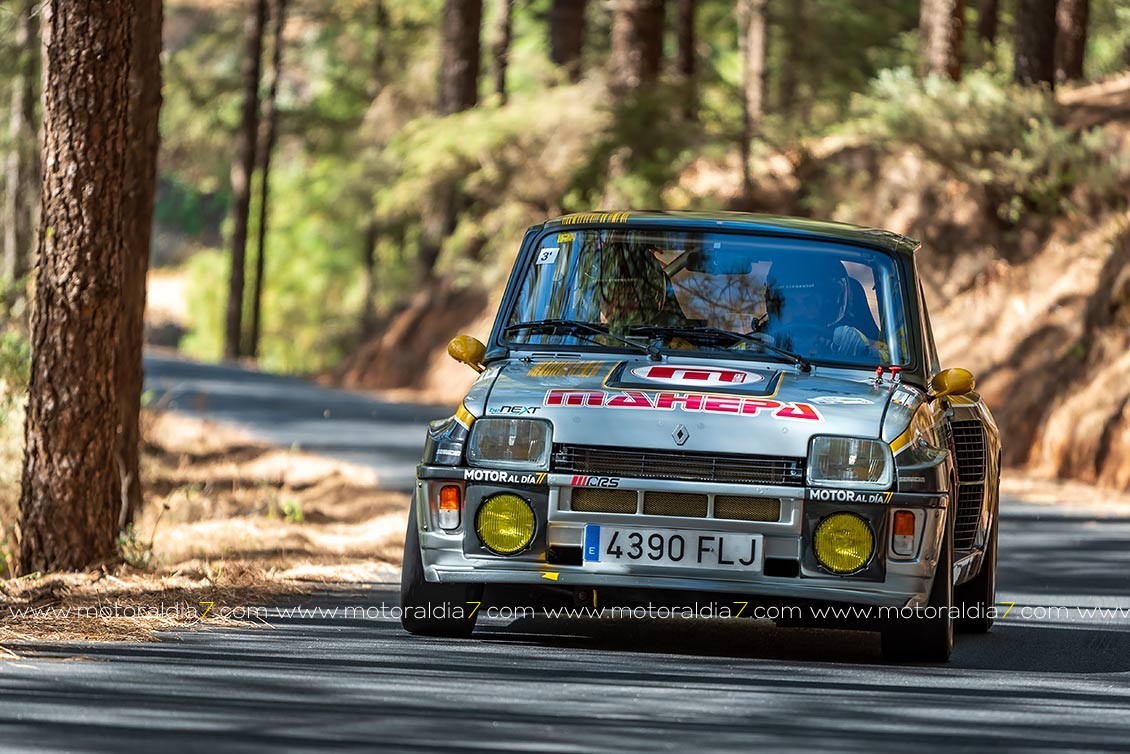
[401,211,1001,663]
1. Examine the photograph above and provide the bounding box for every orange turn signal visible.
[439,485,462,511]
[893,511,915,537]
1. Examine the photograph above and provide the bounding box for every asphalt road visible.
[3,353,1130,753]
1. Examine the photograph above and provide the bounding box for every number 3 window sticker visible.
[536,247,560,265]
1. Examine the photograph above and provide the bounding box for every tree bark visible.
[675,0,696,120]
[778,0,805,118]
[976,0,999,48]
[608,0,666,96]
[920,0,965,80]
[20,0,135,574]
[491,0,514,104]
[224,0,267,360]
[118,0,164,528]
[1014,0,1058,88]
[738,0,767,198]
[438,0,483,115]
[1055,0,1088,82]
[549,0,587,83]
[249,0,288,359]
[419,0,483,283]
[2,0,39,288]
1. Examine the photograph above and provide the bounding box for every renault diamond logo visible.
[672,424,690,446]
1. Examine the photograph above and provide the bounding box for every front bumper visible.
[415,465,947,609]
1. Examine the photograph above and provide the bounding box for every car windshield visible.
[504,228,911,367]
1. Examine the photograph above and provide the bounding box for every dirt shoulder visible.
[1,411,409,650]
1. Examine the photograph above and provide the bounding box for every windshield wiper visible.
[505,319,659,359]
[628,325,812,373]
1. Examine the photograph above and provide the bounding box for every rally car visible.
[401,211,1001,662]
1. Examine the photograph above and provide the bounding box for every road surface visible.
[3,354,1130,753]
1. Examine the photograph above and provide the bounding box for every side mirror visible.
[448,335,486,373]
[930,368,975,400]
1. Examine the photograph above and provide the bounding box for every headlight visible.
[813,512,875,573]
[476,493,536,555]
[466,418,552,470]
[807,436,893,490]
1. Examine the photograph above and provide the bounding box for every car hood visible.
[483,357,904,459]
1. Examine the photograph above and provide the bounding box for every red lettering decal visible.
[703,396,743,414]
[606,390,654,408]
[655,392,705,411]
[775,402,823,421]
[740,398,782,416]
[545,389,605,407]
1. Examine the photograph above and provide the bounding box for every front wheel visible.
[400,503,482,638]
[881,511,954,663]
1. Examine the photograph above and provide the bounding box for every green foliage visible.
[279,498,304,524]
[116,525,154,570]
[849,69,1121,222]
[0,330,30,408]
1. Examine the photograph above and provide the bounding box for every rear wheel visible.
[881,510,954,663]
[400,503,482,638]
[955,502,998,634]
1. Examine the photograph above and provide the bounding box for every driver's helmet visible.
[764,255,848,327]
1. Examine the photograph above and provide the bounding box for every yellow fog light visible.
[475,494,536,555]
[813,512,875,574]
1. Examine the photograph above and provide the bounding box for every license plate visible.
[583,525,762,572]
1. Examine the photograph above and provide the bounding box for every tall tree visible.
[1055,0,1088,81]
[737,0,767,198]
[1014,0,1058,87]
[675,0,697,120]
[548,0,587,82]
[2,0,39,290]
[118,0,164,527]
[224,0,267,360]
[361,0,389,330]
[778,0,805,118]
[417,0,483,283]
[248,0,289,359]
[439,0,483,114]
[976,0,999,49]
[608,0,666,96]
[491,0,514,104]
[20,0,135,573]
[919,0,965,80]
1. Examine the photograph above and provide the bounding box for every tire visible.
[881,509,954,663]
[955,498,998,634]
[400,503,482,638]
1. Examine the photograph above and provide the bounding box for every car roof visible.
[540,210,920,256]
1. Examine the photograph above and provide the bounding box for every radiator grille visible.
[571,488,637,514]
[553,445,805,486]
[714,496,782,522]
[951,420,986,483]
[954,483,984,550]
[643,492,708,517]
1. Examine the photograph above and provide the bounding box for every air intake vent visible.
[553,445,805,487]
[950,420,986,484]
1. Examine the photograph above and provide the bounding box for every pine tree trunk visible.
[439,0,483,115]
[778,0,804,116]
[419,0,482,283]
[675,0,697,121]
[118,0,164,528]
[2,0,39,289]
[249,0,288,359]
[549,0,587,83]
[1014,0,1058,87]
[976,0,999,48]
[491,0,514,103]
[738,0,767,198]
[361,0,388,325]
[1055,0,1088,82]
[608,0,666,96]
[20,0,136,574]
[920,0,965,80]
[224,0,267,360]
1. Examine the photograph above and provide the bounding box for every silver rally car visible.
[401,211,1001,662]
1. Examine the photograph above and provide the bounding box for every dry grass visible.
[1,410,409,650]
